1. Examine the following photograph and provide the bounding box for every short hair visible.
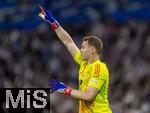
[83,36,103,54]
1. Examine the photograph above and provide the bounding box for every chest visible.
[79,63,93,89]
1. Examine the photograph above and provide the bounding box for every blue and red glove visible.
[38,5,59,29]
[49,79,72,96]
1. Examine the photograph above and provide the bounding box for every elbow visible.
[85,95,95,102]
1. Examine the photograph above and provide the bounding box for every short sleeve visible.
[88,63,106,90]
[73,51,83,65]
[88,78,105,90]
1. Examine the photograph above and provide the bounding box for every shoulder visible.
[93,60,109,78]
[100,61,109,78]
[100,61,108,70]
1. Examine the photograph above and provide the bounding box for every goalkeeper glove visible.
[38,5,59,29]
[49,79,72,96]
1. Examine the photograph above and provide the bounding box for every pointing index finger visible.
[38,4,46,14]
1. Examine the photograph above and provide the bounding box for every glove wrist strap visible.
[65,87,72,96]
[51,21,59,29]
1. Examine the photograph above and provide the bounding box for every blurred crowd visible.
[0,0,150,113]
[0,18,149,113]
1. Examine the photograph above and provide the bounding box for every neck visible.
[87,54,100,64]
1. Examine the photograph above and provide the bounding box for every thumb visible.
[39,13,45,19]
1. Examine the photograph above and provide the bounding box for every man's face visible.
[80,41,92,61]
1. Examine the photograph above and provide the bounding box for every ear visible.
[90,47,95,54]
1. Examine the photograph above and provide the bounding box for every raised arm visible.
[38,5,79,58]
[55,27,79,57]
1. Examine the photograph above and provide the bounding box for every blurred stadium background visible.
[0,0,150,113]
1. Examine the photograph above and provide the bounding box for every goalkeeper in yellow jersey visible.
[39,5,112,113]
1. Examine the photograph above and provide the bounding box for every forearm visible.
[55,26,74,46]
[71,89,94,102]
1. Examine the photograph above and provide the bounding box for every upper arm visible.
[86,78,105,101]
[66,41,80,58]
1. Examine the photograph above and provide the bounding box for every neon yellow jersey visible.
[74,51,112,113]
